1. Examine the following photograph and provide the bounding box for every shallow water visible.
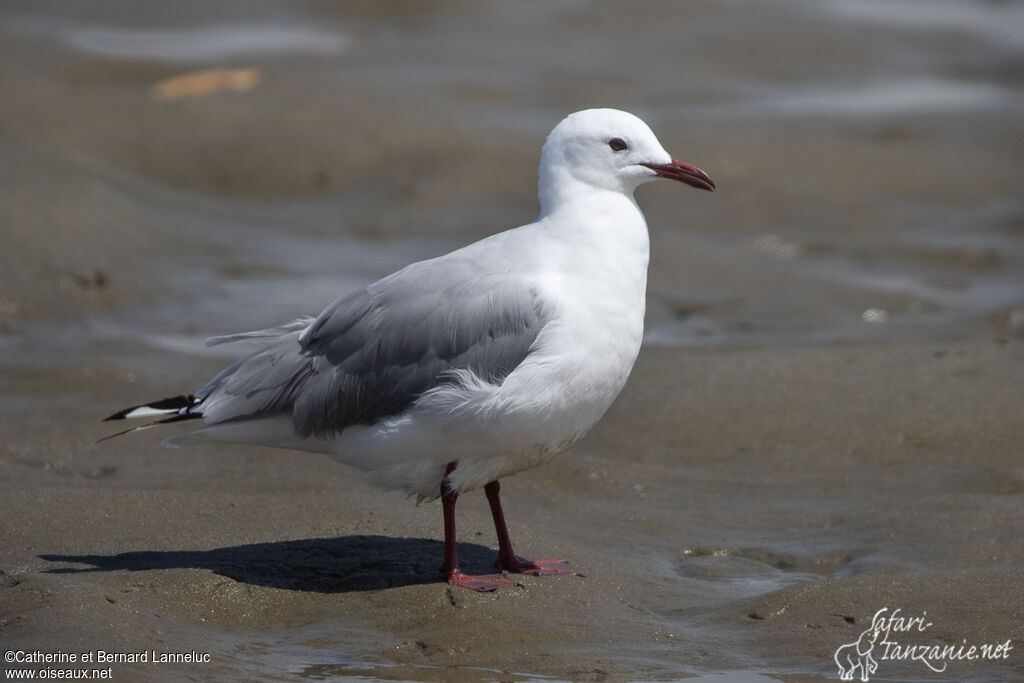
[1,1,1022,681]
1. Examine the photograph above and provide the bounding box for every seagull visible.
[104,108,714,591]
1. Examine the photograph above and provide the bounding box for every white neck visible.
[537,143,648,218]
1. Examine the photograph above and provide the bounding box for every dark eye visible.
[608,137,628,152]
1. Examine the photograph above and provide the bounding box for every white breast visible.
[506,193,650,435]
[326,194,651,498]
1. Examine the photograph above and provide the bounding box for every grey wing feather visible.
[195,256,546,438]
[205,317,315,347]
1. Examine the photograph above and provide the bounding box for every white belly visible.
[328,229,649,499]
[330,308,644,499]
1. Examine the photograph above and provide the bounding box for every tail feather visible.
[97,411,202,443]
[104,395,197,421]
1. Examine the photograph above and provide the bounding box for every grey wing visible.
[194,256,547,438]
[204,317,314,347]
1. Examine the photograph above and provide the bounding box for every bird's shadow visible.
[40,535,500,593]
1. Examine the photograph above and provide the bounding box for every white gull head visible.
[538,108,714,215]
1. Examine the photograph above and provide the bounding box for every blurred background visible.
[2,0,1022,351]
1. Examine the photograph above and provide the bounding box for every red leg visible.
[484,480,574,576]
[440,462,517,591]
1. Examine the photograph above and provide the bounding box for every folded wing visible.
[195,255,547,438]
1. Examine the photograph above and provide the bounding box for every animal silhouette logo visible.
[833,607,1014,679]
[834,623,882,681]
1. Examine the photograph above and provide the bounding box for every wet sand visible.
[2,1,1023,681]
[3,342,1022,680]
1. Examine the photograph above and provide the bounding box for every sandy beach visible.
[2,2,1022,681]
[4,342,1022,680]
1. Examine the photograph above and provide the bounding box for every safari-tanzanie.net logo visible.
[833,607,1012,681]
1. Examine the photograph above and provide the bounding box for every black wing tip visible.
[103,394,197,421]
[103,407,135,421]
[104,407,135,421]
[97,411,203,444]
